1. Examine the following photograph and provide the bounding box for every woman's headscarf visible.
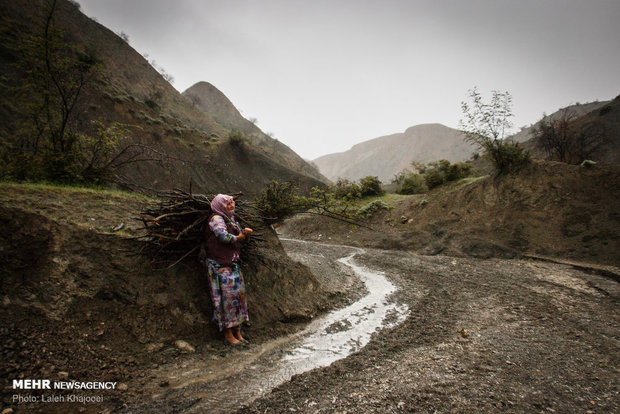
[211,194,242,234]
[211,194,235,219]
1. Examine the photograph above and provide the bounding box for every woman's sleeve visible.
[209,215,237,243]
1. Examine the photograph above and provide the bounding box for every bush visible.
[424,168,445,189]
[460,88,530,174]
[254,180,300,224]
[0,122,135,185]
[446,162,473,181]
[485,140,531,174]
[423,160,474,189]
[396,173,428,194]
[359,176,384,197]
[228,131,246,148]
[357,200,388,218]
[331,178,362,200]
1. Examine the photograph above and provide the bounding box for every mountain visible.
[0,0,326,195]
[313,124,475,182]
[183,82,326,183]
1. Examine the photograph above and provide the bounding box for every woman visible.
[205,194,253,345]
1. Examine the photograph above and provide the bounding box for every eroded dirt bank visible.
[0,184,342,413]
[241,241,620,413]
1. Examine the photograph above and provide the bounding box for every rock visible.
[400,216,408,224]
[174,340,195,353]
[113,223,125,231]
[2,408,15,414]
[117,383,129,391]
[58,371,69,379]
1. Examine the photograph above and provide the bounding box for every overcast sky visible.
[77,0,620,160]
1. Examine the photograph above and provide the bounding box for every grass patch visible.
[435,176,487,195]
[348,193,410,209]
[0,181,154,235]
[0,181,151,201]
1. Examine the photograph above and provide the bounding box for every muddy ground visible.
[241,236,620,414]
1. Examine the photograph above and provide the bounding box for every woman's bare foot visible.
[224,328,240,345]
[234,328,245,342]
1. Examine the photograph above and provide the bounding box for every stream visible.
[140,239,409,413]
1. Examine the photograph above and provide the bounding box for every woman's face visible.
[225,199,235,214]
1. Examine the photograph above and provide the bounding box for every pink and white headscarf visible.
[210,194,235,220]
[211,194,242,234]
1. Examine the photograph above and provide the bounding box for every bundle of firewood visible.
[139,188,262,267]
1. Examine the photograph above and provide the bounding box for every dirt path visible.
[240,240,620,413]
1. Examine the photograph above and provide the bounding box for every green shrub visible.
[396,173,428,194]
[359,176,384,197]
[254,180,300,224]
[331,178,362,200]
[485,140,531,174]
[424,169,445,189]
[460,88,522,174]
[0,122,130,185]
[446,162,473,181]
[357,200,389,218]
[228,131,246,148]
[423,160,474,189]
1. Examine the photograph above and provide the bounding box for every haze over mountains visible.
[313,124,476,182]
[313,98,619,182]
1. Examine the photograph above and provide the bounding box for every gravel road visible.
[240,239,620,413]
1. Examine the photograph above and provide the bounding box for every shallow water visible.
[279,246,409,374]
[182,239,409,413]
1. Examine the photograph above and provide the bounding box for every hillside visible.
[282,160,620,267]
[313,123,475,182]
[520,95,620,165]
[0,0,325,195]
[510,100,611,143]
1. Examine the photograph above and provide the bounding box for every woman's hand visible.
[236,228,253,242]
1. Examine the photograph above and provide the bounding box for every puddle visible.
[162,239,409,413]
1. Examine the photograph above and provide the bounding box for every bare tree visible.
[535,109,575,163]
[534,109,608,164]
[573,122,607,163]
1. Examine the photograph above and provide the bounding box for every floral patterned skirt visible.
[206,259,249,331]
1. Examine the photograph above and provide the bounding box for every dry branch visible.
[140,190,262,268]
